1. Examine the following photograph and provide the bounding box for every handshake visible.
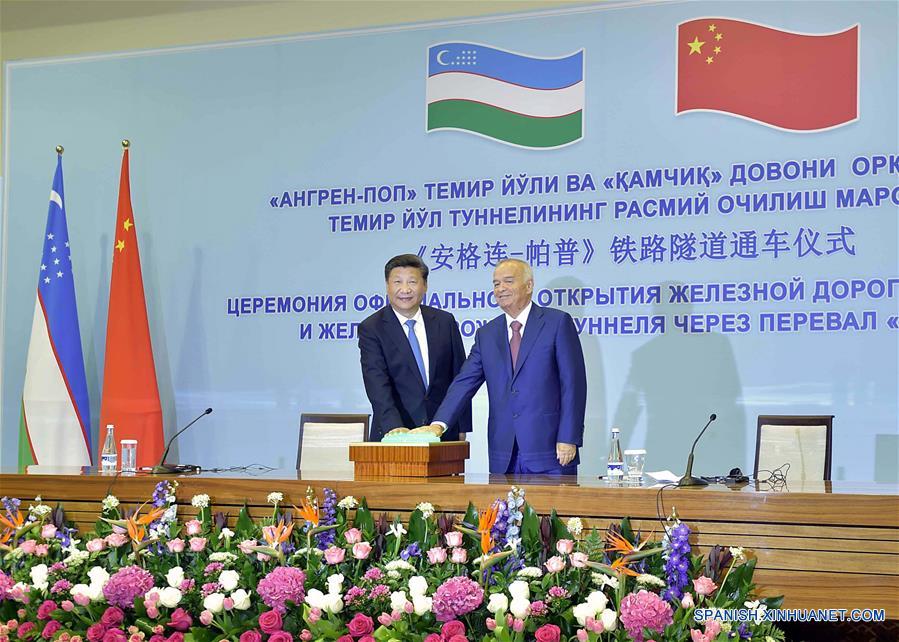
[386,424,444,438]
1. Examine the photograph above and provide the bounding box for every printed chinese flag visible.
[99,147,164,467]
[676,18,858,131]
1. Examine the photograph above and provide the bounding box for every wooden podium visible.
[348,441,469,477]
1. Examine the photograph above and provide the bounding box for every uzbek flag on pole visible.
[19,150,92,470]
[98,143,164,468]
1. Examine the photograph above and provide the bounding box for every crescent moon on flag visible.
[436,49,451,65]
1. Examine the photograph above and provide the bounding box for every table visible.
[2,468,896,618]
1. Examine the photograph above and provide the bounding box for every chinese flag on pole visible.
[99,145,163,467]
[676,18,858,131]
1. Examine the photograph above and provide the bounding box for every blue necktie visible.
[405,319,428,388]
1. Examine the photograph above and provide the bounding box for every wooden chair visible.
[754,415,834,481]
[297,413,370,472]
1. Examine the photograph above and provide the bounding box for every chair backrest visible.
[755,415,834,481]
[297,413,370,472]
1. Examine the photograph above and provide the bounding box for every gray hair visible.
[495,258,534,283]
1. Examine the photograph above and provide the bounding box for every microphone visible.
[151,408,213,474]
[677,413,717,488]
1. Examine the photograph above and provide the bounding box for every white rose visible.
[218,570,240,593]
[166,566,185,589]
[412,594,433,615]
[390,590,408,612]
[231,588,251,610]
[508,580,530,600]
[305,589,325,609]
[70,584,90,600]
[486,593,509,614]
[30,564,49,591]
[88,566,110,587]
[322,593,344,614]
[509,597,531,619]
[408,576,428,597]
[572,602,594,626]
[86,583,105,602]
[586,590,608,612]
[158,587,183,609]
[600,609,617,632]
[203,592,226,613]
[326,573,344,596]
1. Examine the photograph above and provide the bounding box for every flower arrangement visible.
[0,485,785,641]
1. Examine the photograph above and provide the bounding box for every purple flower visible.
[0,571,14,600]
[316,488,338,549]
[50,579,72,594]
[663,523,692,602]
[368,584,389,600]
[344,586,366,605]
[620,590,674,642]
[201,582,219,597]
[257,566,307,614]
[363,568,384,581]
[102,566,154,608]
[490,500,510,551]
[204,562,224,575]
[400,542,421,560]
[432,576,484,622]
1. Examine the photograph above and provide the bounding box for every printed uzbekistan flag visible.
[19,153,92,470]
[98,145,164,468]
[426,42,584,148]
[676,18,859,132]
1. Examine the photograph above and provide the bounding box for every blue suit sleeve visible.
[358,321,404,434]
[449,318,473,433]
[555,313,587,446]
[434,329,486,428]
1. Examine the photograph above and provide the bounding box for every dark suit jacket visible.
[358,304,472,441]
[434,304,587,473]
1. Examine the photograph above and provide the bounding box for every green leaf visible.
[189,627,214,642]
[235,503,254,536]
[619,517,634,542]
[355,498,375,539]
[550,509,571,540]
[462,501,478,528]
[520,503,540,551]
[407,508,426,545]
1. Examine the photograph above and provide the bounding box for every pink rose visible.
[427,547,447,564]
[61,600,74,612]
[307,607,321,624]
[268,634,293,642]
[556,539,575,555]
[146,604,159,619]
[535,624,561,642]
[441,620,465,639]
[166,538,185,553]
[681,592,695,609]
[238,539,257,554]
[105,533,128,548]
[42,620,62,640]
[166,634,184,642]
[486,618,496,631]
[576,630,589,642]
[377,613,393,627]
[447,636,467,642]
[425,636,443,642]
[189,537,207,552]
[343,528,362,544]
[347,613,374,637]
[199,611,213,626]
[101,607,124,628]
[19,540,37,554]
[258,610,283,634]
[86,538,107,552]
[238,632,261,642]
[35,544,50,557]
[102,630,127,642]
[450,547,467,563]
[445,531,463,547]
[336,637,353,642]
[167,609,192,632]
[692,576,718,597]
[323,546,345,565]
[570,552,589,568]
[41,524,57,540]
[37,600,57,620]
[185,520,203,536]
[512,618,525,633]
[358,638,375,642]
[223,597,234,611]
[74,593,91,607]
[544,555,566,573]
[352,542,372,560]
[300,631,313,642]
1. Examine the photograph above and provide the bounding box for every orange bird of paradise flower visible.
[0,508,25,533]
[295,500,319,527]
[605,530,655,577]
[263,520,294,547]
[125,505,166,544]
[477,502,500,554]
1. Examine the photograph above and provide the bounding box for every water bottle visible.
[606,427,624,483]
[101,425,118,472]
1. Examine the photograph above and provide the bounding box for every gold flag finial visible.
[121,139,130,149]
[56,145,64,155]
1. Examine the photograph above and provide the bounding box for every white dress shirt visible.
[505,300,533,340]
[393,306,429,382]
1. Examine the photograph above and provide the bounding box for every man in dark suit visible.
[410,259,587,474]
[358,254,471,442]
